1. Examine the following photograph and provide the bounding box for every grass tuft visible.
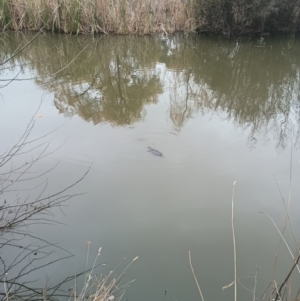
[70,246,138,301]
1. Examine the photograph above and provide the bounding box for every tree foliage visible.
[194,0,300,35]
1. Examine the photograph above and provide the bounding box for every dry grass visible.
[68,246,138,301]
[0,0,196,34]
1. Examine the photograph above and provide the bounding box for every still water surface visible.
[1,32,300,301]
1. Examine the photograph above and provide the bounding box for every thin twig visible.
[232,181,237,301]
[261,212,300,274]
[188,251,205,301]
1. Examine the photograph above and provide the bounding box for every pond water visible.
[1,32,300,301]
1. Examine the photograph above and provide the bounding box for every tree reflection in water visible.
[1,33,300,148]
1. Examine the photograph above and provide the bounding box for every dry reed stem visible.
[252,267,258,301]
[188,251,205,301]
[0,0,195,34]
[272,132,297,284]
[232,180,237,301]
[273,280,281,301]
[262,212,300,274]
[70,248,137,301]
[236,267,259,301]
[86,241,91,270]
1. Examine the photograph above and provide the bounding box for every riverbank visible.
[0,0,195,34]
[0,0,300,35]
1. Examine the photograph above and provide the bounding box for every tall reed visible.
[0,0,195,34]
[70,246,138,301]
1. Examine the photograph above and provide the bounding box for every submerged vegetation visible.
[0,0,300,35]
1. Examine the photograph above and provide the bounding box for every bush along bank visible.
[194,0,300,36]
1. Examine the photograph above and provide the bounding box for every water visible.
[1,32,300,301]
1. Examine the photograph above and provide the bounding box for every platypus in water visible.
[147,146,164,157]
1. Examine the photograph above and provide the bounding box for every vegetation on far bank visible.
[195,0,300,35]
[0,0,195,35]
[0,0,300,35]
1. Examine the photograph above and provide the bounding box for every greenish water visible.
[1,32,300,301]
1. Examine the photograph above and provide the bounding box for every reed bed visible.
[0,0,196,34]
[1,0,299,35]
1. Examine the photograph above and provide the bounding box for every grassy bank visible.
[1,0,300,36]
[0,0,195,34]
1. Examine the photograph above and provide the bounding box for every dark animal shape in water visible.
[147,146,164,157]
